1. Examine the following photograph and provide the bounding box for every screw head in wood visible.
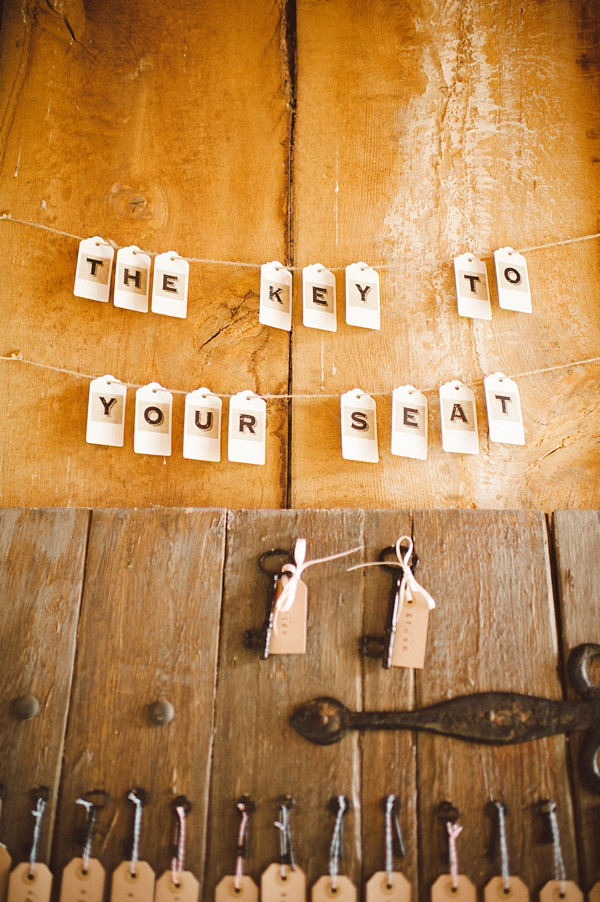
[12,694,40,720]
[148,700,174,725]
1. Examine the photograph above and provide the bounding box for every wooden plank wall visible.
[0,0,599,510]
[0,508,599,901]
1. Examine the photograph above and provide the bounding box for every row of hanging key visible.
[0,788,588,902]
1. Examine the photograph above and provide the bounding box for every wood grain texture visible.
[204,510,365,896]
[290,0,600,510]
[0,508,89,865]
[0,0,292,508]
[413,511,577,897]
[553,510,600,889]
[51,509,226,883]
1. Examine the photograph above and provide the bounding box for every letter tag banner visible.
[454,252,491,320]
[183,388,222,461]
[432,876,476,902]
[391,385,428,460]
[345,262,380,330]
[341,389,379,463]
[302,263,337,331]
[484,877,530,902]
[59,858,105,902]
[494,247,531,313]
[366,871,411,902]
[151,251,190,319]
[0,844,11,902]
[228,390,267,465]
[74,236,115,302]
[439,380,479,454]
[86,375,127,447]
[215,876,258,902]
[8,863,52,902]
[260,261,293,331]
[134,383,173,456]
[269,574,308,655]
[539,883,582,902]
[111,861,155,902]
[114,246,151,313]
[312,876,356,902]
[261,864,306,902]
[155,871,199,902]
[484,373,525,445]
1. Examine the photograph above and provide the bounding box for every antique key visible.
[362,543,419,668]
[244,550,294,658]
[291,643,600,794]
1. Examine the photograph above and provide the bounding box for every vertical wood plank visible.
[553,510,600,890]
[52,509,226,883]
[413,511,577,900]
[0,508,89,863]
[205,510,364,896]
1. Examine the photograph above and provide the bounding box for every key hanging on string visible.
[0,786,12,902]
[156,796,199,902]
[7,787,52,902]
[59,790,108,902]
[430,803,476,902]
[536,800,582,902]
[261,796,306,902]
[312,796,356,902]
[366,795,411,902]
[484,802,529,902]
[111,789,155,902]
[215,796,258,901]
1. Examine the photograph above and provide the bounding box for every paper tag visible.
[155,871,199,902]
[86,375,127,447]
[494,248,531,313]
[215,876,258,902]
[439,381,479,454]
[345,262,380,330]
[588,882,600,902]
[114,246,151,313]
[431,876,476,902]
[312,876,357,902]
[539,883,582,902]
[183,388,222,461]
[0,845,11,902]
[270,575,307,654]
[391,386,428,460]
[7,863,52,902]
[484,877,530,902]
[366,871,411,902]
[454,253,491,320]
[74,237,115,302]
[484,373,525,445]
[59,858,105,902]
[111,861,156,902]
[152,252,190,319]
[302,264,337,331]
[260,261,293,331]
[228,390,267,465]
[391,586,432,669]
[341,389,379,463]
[134,383,173,456]
[261,864,306,902]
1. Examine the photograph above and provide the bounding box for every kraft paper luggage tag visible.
[454,252,491,320]
[228,391,266,465]
[269,574,307,654]
[431,876,476,902]
[260,261,293,331]
[134,383,173,456]
[345,262,380,330]
[86,376,127,447]
[391,583,434,670]
[312,876,357,902]
[366,871,411,902]
[215,876,258,902]
[303,263,337,331]
[59,857,105,902]
[7,863,52,902]
[484,373,525,445]
[341,389,379,463]
[439,381,479,455]
[391,386,428,460]
[494,247,531,313]
[152,251,189,319]
[74,237,114,302]
[261,863,306,902]
[114,246,151,313]
[539,883,582,902]
[183,388,222,461]
[111,861,155,902]
[156,871,200,902]
[0,844,11,902]
[589,883,600,902]
[485,877,529,902]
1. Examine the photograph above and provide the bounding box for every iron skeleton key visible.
[291,643,600,794]
[244,549,293,659]
[362,542,420,668]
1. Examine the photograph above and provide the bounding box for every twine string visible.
[28,797,47,879]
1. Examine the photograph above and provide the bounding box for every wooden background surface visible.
[0,508,599,901]
[0,0,599,510]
